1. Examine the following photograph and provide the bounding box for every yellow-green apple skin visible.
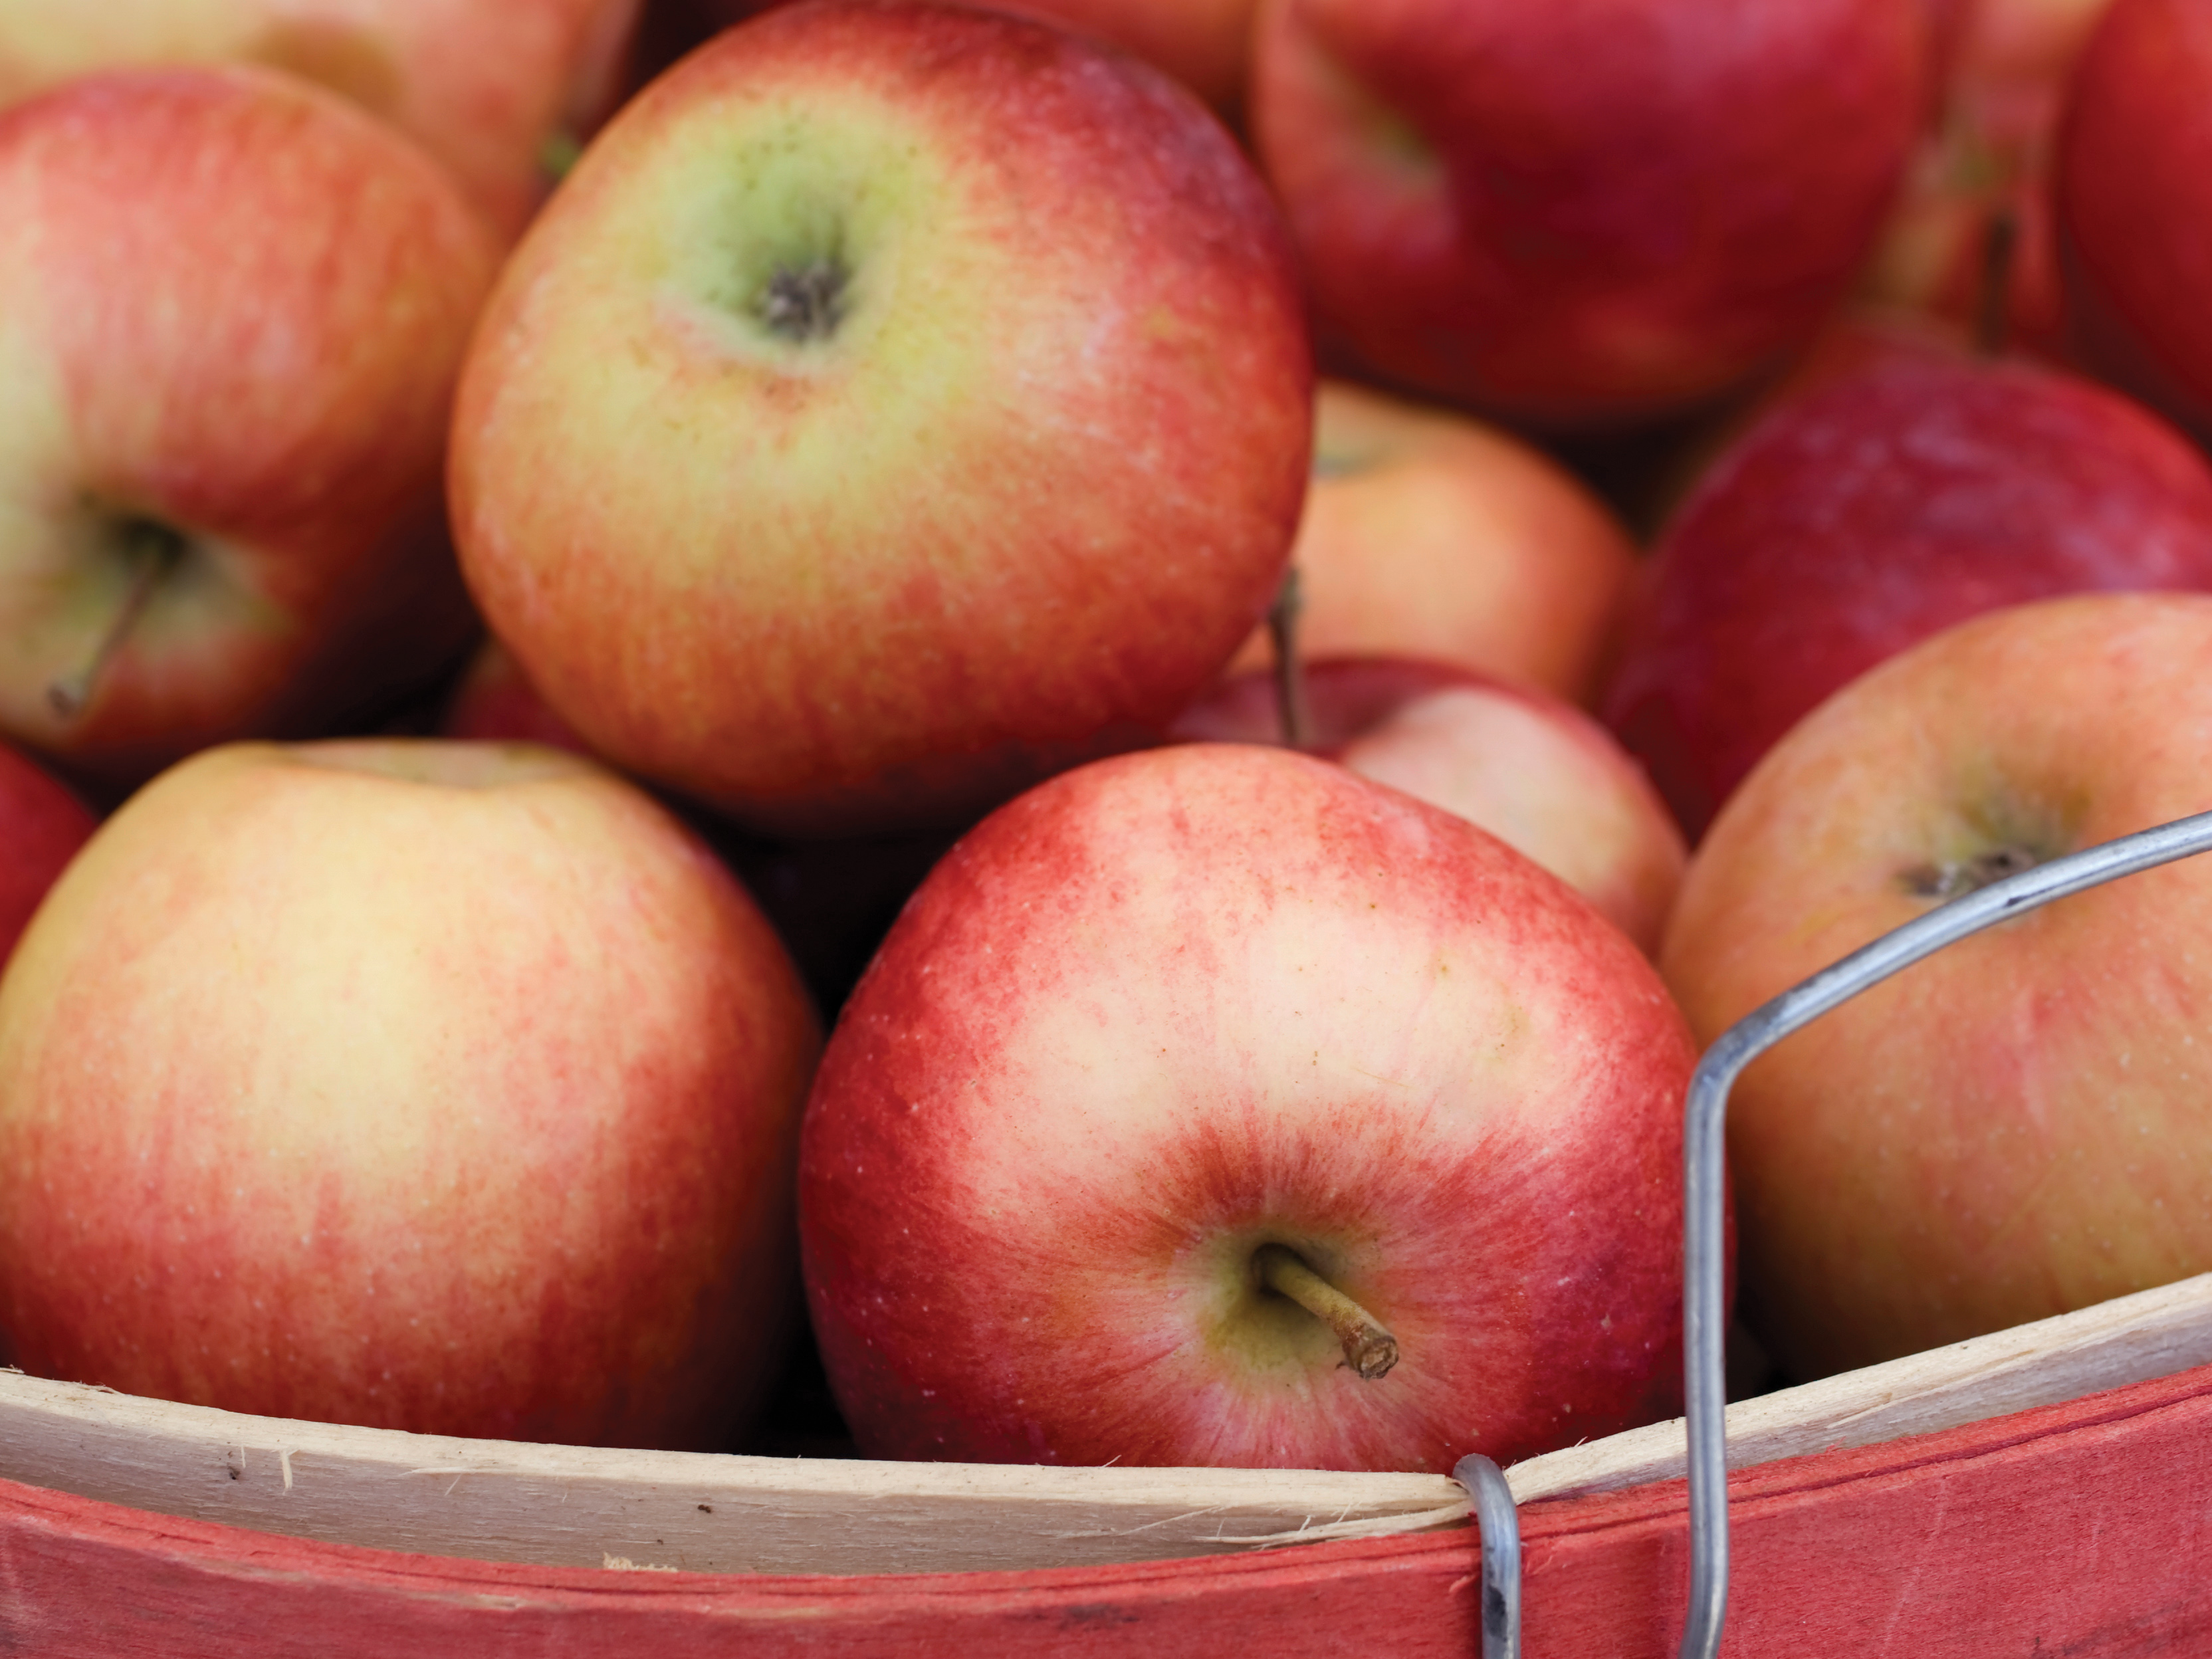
[451,0,1313,837]
[801,742,1700,1471]
[0,0,640,240]
[1223,380,1638,707]
[0,740,821,1447]
[1663,592,2212,1382]
[0,66,497,790]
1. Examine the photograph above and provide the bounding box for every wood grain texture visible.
[5,1359,2211,1657]
[10,1268,2212,1571]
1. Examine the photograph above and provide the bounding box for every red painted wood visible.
[6,1360,2212,1657]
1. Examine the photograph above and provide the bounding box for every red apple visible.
[0,740,94,970]
[1663,592,2212,1380]
[800,741,1699,1472]
[1604,350,2212,841]
[441,635,592,756]
[1248,0,1928,427]
[1174,659,1686,953]
[1862,0,2114,356]
[2056,0,2212,443]
[0,66,497,791]
[0,738,821,1446]
[0,0,642,240]
[1221,381,1638,707]
[453,0,1311,838]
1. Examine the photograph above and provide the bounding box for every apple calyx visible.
[1902,841,2043,901]
[1252,1242,1399,1380]
[1267,566,1313,750]
[758,256,849,343]
[47,515,189,721]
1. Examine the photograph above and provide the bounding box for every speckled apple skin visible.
[0,740,821,1448]
[1664,594,2212,1381]
[1605,353,2212,841]
[800,742,1698,1473]
[1250,0,1925,426]
[453,1,1313,837]
[2058,0,2212,443]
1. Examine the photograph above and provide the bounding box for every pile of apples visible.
[3,0,2212,1483]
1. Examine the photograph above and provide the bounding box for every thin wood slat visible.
[5,1358,2211,1657]
[7,1268,2212,1573]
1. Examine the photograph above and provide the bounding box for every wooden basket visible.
[9,1265,2212,1656]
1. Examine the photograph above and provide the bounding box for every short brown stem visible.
[1254,1242,1398,1380]
[47,520,183,722]
[1973,206,2019,358]
[1268,566,1311,751]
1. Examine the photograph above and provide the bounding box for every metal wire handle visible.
[1454,1454,1521,1659]
[1676,806,2212,1659]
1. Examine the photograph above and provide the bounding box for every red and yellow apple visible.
[0,66,497,790]
[453,0,1312,837]
[1222,382,1638,707]
[0,0,641,239]
[0,738,820,1446]
[1664,592,2212,1380]
[801,741,1700,1472]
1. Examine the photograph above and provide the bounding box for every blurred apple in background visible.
[0,66,497,794]
[1174,659,1684,953]
[2056,0,2212,445]
[0,741,94,970]
[802,742,1700,1472]
[1863,0,2114,356]
[0,0,641,240]
[454,0,1311,839]
[1221,382,1637,707]
[0,738,821,1446]
[441,635,590,756]
[1664,593,2212,1381]
[1604,350,2212,841]
[1248,0,1928,429]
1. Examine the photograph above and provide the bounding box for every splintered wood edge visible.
[4,1268,2211,1575]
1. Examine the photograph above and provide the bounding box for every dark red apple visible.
[2056,0,2212,443]
[1604,351,2212,840]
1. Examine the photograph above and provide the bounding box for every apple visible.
[0,0,642,241]
[800,740,1700,1471]
[0,66,498,793]
[452,0,1311,839]
[441,635,592,756]
[0,738,821,1446]
[1862,0,2114,357]
[0,740,94,970]
[1663,592,2212,1381]
[1220,381,1638,708]
[1247,0,1928,427]
[2055,0,2212,444]
[1604,349,2212,841]
[1173,658,1686,953]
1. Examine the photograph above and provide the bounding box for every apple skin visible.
[1604,351,2212,842]
[2056,0,2212,444]
[1222,382,1637,707]
[0,0,641,241]
[1174,659,1686,953]
[453,1,1311,839]
[1248,0,1927,428]
[800,742,1699,1472]
[0,740,94,970]
[0,66,498,790]
[0,738,821,1446]
[1663,592,2212,1381]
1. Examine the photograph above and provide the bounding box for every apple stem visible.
[1973,205,2019,358]
[47,520,183,722]
[1254,1242,1398,1380]
[1268,566,1312,751]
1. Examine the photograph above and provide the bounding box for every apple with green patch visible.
[452,0,1312,837]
